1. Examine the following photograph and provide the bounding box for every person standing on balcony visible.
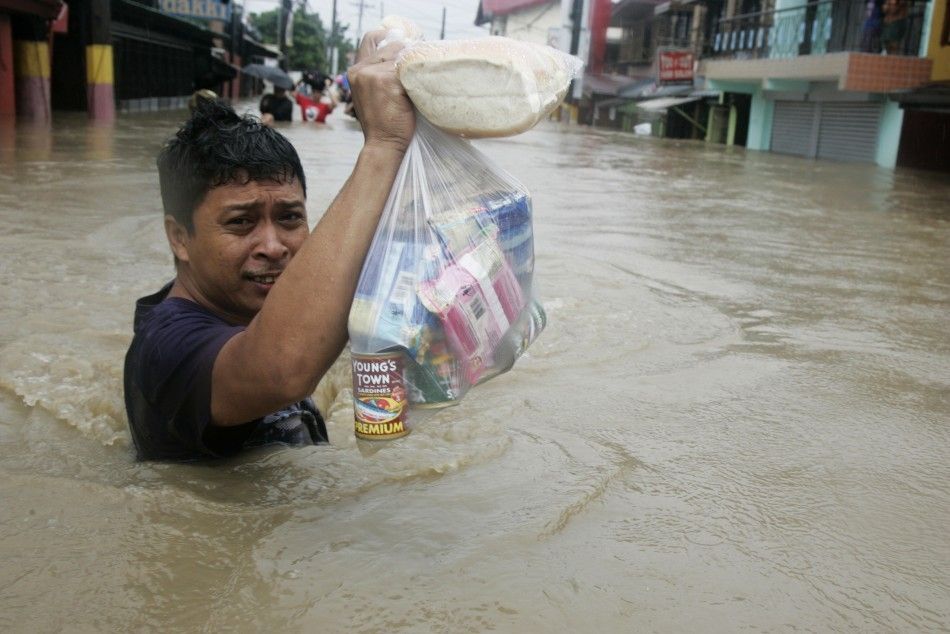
[881,0,909,54]
[860,0,884,53]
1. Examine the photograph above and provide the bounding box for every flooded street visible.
[1,108,949,631]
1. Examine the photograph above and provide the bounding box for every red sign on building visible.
[657,49,694,84]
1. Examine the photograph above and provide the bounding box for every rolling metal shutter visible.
[771,101,817,157]
[816,103,882,163]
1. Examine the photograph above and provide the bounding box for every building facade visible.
[1,0,276,120]
[476,0,563,45]
[1,0,65,120]
[597,0,947,171]
[701,0,934,168]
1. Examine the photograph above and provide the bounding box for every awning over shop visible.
[637,95,704,111]
[195,54,239,90]
[243,35,281,60]
[593,97,644,116]
[621,81,693,99]
[595,97,633,109]
[0,0,62,19]
[584,72,639,97]
[210,55,238,80]
[890,83,950,112]
[112,0,219,46]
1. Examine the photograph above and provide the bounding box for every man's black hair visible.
[157,99,306,231]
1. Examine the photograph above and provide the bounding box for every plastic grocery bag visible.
[347,116,546,440]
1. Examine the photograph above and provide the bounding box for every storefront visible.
[894,85,950,172]
[1,0,64,118]
[111,0,219,112]
[771,99,883,163]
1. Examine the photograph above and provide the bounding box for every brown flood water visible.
[1,108,949,632]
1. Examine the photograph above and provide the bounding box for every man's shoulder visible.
[130,286,242,377]
[124,285,245,460]
[134,283,229,334]
[142,296,226,331]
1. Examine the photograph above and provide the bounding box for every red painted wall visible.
[588,0,612,75]
[0,14,14,115]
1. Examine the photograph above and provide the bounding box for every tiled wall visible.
[843,53,933,91]
[704,52,933,93]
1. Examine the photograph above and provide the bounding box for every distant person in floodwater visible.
[188,89,219,113]
[293,72,339,123]
[259,86,293,125]
[123,30,415,460]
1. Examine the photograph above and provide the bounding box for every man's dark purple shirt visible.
[124,283,327,460]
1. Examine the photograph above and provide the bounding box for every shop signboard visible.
[656,49,694,84]
[159,0,231,21]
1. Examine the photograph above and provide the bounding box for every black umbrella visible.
[241,64,295,90]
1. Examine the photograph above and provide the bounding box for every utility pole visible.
[569,0,582,55]
[570,0,590,99]
[350,0,375,49]
[230,3,241,99]
[326,0,337,72]
[440,6,446,39]
[278,0,293,69]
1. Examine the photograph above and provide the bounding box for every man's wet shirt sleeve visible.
[125,292,245,459]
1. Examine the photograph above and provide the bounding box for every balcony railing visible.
[708,0,927,59]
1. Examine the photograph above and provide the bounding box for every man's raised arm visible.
[211,32,416,426]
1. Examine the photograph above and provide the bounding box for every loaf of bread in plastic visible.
[396,37,580,138]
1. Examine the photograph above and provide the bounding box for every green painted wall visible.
[875,100,904,168]
[747,91,774,151]
[706,80,774,151]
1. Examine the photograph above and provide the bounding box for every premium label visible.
[351,352,411,440]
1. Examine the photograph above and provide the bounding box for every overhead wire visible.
[245,0,486,42]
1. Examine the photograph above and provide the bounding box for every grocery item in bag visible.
[418,237,526,386]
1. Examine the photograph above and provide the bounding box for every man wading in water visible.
[124,31,414,460]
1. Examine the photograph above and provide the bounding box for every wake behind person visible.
[123,32,415,460]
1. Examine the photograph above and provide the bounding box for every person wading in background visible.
[293,72,340,123]
[259,86,294,125]
[123,31,414,460]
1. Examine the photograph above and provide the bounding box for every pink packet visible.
[419,240,525,385]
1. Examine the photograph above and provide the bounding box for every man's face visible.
[170,177,308,324]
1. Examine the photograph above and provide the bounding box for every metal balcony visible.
[707,0,928,59]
